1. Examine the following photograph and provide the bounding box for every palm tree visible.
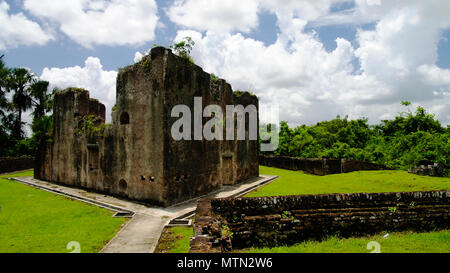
[29,81,54,145]
[7,68,35,139]
[29,80,52,121]
[0,54,9,118]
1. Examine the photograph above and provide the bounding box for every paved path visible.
[12,175,277,253]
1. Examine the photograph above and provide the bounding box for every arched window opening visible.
[120,112,130,125]
[119,179,127,192]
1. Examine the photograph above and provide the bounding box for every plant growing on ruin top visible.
[210,73,219,83]
[234,90,257,99]
[170,37,195,64]
[75,115,110,139]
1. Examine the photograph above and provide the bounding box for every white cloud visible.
[133,48,151,63]
[161,0,450,126]
[23,0,159,48]
[0,1,53,50]
[166,0,349,34]
[169,29,362,124]
[134,52,144,63]
[40,57,117,122]
[167,0,260,33]
[418,65,450,86]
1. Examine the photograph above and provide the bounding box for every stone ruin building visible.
[35,47,259,207]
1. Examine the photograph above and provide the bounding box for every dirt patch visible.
[154,227,178,253]
[154,224,193,253]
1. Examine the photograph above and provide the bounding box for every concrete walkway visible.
[12,175,277,253]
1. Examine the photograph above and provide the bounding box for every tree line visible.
[0,55,53,157]
[261,102,450,176]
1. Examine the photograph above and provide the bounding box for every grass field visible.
[246,166,450,197]
[240,230,450,253]
[0,171,127,253]
[155,226,193,253]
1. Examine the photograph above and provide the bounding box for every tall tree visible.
[0,54,9,118]
[0,55,11,144]
[29,80,52,121]
[30,81,54,150]
[7,67,35,139]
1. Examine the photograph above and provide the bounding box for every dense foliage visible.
[261,103,449,174]
[0,55,54,157]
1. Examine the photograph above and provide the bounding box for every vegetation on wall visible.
[75,115,110,139]
[170,36,195,64]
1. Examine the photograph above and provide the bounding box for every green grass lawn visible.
[155,226,193,253]
[247,166,450,197]
[241,230,450,253]
[0,171,127,253]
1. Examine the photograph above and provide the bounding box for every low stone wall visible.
[341,158,391,173]
[0,157,35,174]
[259,155,390,175]
[190,191,450,252]
[409,162,447,177]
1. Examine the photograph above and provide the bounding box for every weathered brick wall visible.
[0,157,35,174]
[190,191,450,251]
[36,47,259,207]
[190,199,231,253]
[259,155,390,175]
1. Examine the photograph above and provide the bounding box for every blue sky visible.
[1,0,450,126]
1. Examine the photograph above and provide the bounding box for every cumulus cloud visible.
[0,1,53,50]
[167,0,260,33]
[418,65,450,87]
[134,48,151,63]
[159,0,450,126]
[23,0,159,48]
[166,0,350,34]
[170,29,373,125]
[40,57,117,122]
